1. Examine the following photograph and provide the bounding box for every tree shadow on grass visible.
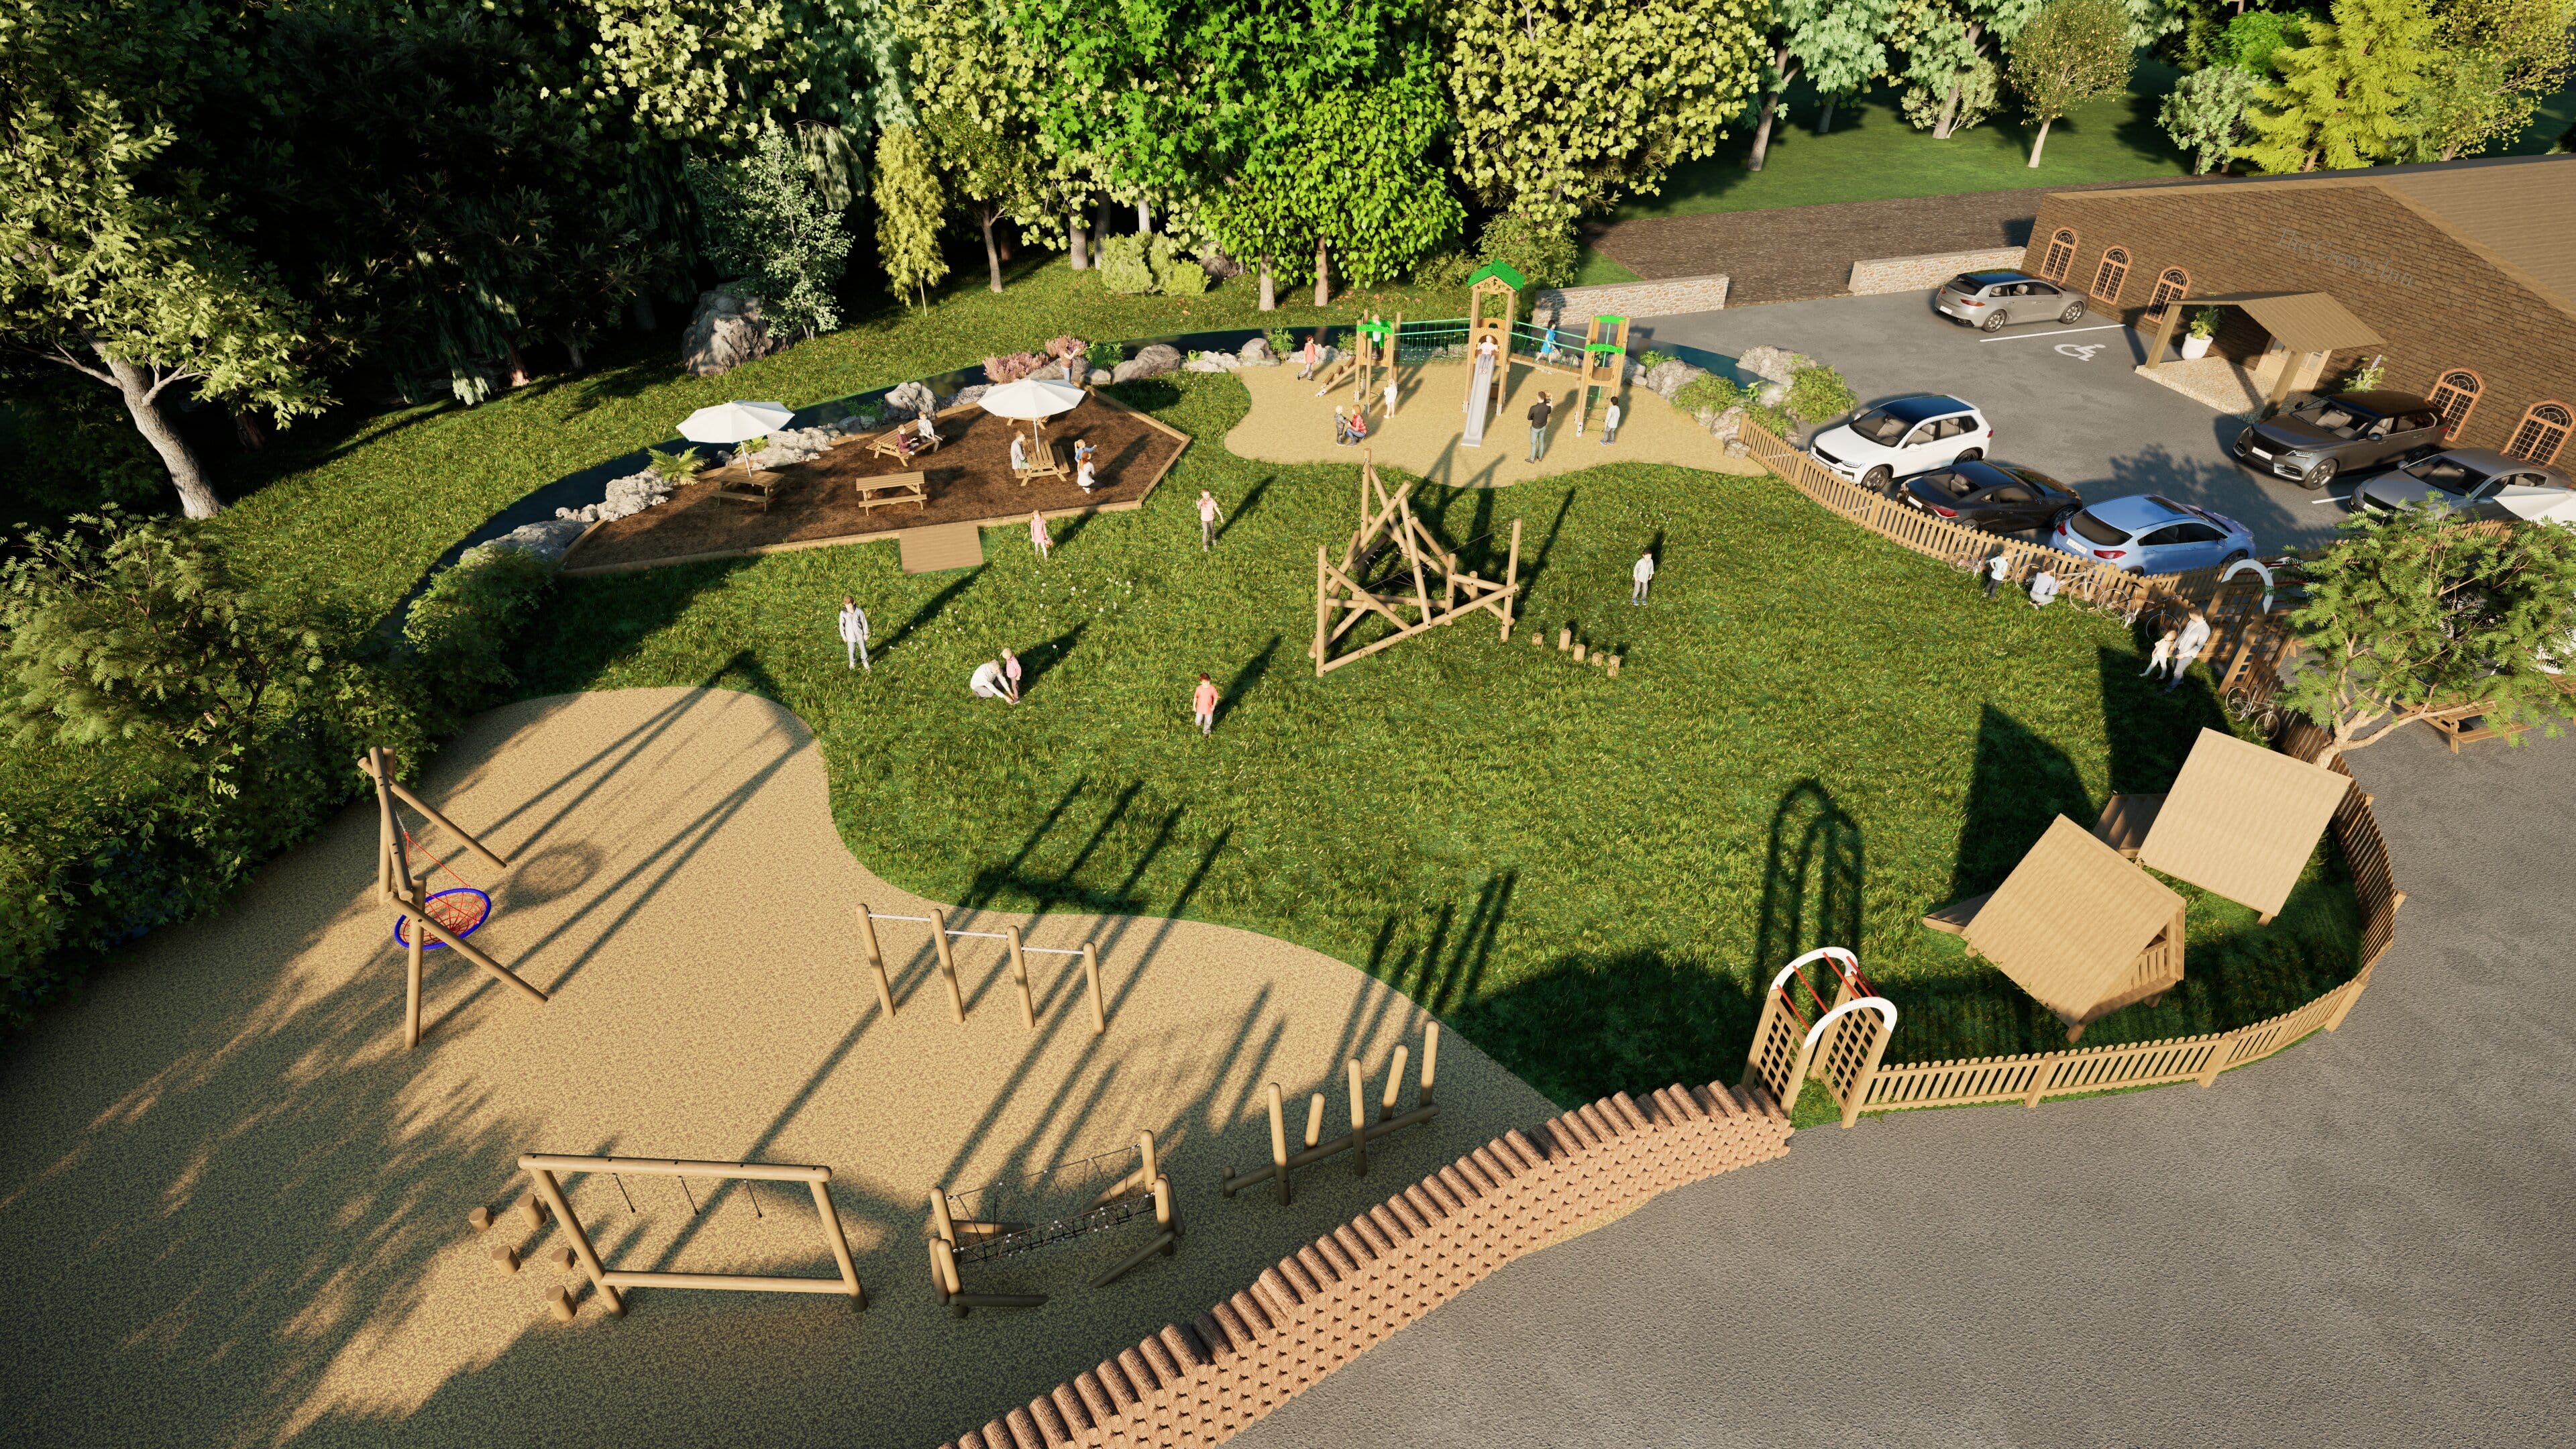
[1756,779,1864,977]
[1948,704,2094,902]
[515,557,755,697]
[2096,645,2232,794]
[1450,943,1763,1110]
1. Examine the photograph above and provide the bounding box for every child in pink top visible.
[1192,674,1220,735]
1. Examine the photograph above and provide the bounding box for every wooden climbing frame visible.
[1222,1022,1438,1205]
[1570,314,1629,437]
[361,746,545,1049]
[1311,453,1521,676]
[517,1153,865,1318]
[1460,262,1523,436]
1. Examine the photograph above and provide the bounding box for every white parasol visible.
[977,377,1087,460]
[678,400,796,477]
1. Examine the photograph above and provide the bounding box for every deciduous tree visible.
[1444,0,1767,224]
[691,128,854,337]
[1748,0,1898,170]
[2398,0,2576,162]
[1896,0,2044,140]
[2159,61,2259,172]
[2006,0,2134,166]
[872,123,947,309]
[2282,506,2576,767]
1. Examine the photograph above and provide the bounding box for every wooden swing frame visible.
[1311,453,1521,677]
[361,746,546,1049]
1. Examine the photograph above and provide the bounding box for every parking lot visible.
[1637,292,2363,553]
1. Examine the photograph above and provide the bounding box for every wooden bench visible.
[2423,700,2532,754]
[869,423,943,470]
[1012,439,1067,484]
[853,475,928,517]
[714,472,782,513]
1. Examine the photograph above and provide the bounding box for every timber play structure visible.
[1311,452,1521,676]
[361,746,547,1048]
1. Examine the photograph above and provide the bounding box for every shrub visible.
[1152,235,1212,296]
[1265,327,1296,358]
[1903,58,2002,134]
[1411,248,1476,290]
[645,446,706,482]
[1474,213,1578,289]
[401,544,558,735]
[691,129,853,339]
[1097,234,1158,294]
[1638,350,1672,370]
[1745,401,1797,438]
[1089,341,1126,370]
[1673,373,1745,418]
[1784,364,1859,423]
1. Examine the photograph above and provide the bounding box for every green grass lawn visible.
[1611,64,2191,221]
[514,373,2363,1108]
[207,260,1466,624]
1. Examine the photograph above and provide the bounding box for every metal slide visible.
[1462,352,1494,447]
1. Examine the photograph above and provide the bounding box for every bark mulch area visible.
[1584,178,2188,305]
[563,391,1188,574]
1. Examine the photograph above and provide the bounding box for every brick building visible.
[2020,155,2576,466]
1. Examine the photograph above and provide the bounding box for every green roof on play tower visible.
[1468,259,1524,290]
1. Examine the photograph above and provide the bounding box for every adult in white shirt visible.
[1197,490,1224,550]
[1631,548,1656,605]
[837,596,870,671]
[970,659,1013,702]
[2028,570,2061,608]
[1010,431,1029,473]
[1984,551,2011,599]
[1601,398,1622,445]
[2165,611,2214,693]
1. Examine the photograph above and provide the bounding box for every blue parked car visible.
[2049,494,2255,574]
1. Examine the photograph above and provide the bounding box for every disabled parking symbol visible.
[2054,341,2106,362]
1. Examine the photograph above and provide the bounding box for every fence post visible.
[1267,1084,1291,1205]
[2023,1054,2057,1108]
[1347,1059,1368,1177]
[1082,943,1106,1034]
[1007,924,1034,1031]
[2322,963,2372,1033]
[930,908,965,1023]
[857,905,895,1018]
[1839,1016,1894,1130]
[2196,1032,2233,1087]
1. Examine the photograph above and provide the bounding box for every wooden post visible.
[2147,299,2186,370]
[929,1188,957,1245]
[2196,1032,2232,1087]
[1312,545,1331,674]
[1083,943,1106,1034]
[2023,1056,2057,1108]
[1304,1092,1326,1148]
[1419,1021,1438,1108]
[1267,1083,1291,1205]
[405,885,425,1049]
[857,905,895,1018]
[1501,519,1521,641]
[931,908,964,1023]
[529,1167,622,1316]
[1379,1044,1409,1122]
[1347,1059,1368,1177]
[1008,925,1034,1030]
[809,1178,866,1307]
[1137,1128,1159,1191]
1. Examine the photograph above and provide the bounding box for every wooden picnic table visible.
[1012,437,1068,484]
[714,471,782,513]
[853,474,928,517]
[868,422,943,470]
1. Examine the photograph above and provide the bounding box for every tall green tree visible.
[902,0,1063,293]
[1896,0,2045,140]
[1444,0,1768,225]
[2006,0,2134,166]
[2398,0,2576,162]
[2283,506,2576,767]
[2238,0,2433,173]
[2159,61,2259,172]
[1748,0,1897,170]
[691,128,853,336]
[0,0,321,518]
[873,123,947,309]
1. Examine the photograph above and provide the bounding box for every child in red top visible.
[1192,674,1220,735]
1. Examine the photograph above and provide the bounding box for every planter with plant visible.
[2182,307,2222,360]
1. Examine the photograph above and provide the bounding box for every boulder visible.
[1708,405,1748,443]
[1756,380,1790,409]
[1182,352,1238,372]
[681,287,775,378]
[739,426,837,471]
[1128,343,1182,378]
[883,380,936,417]
[1642,359,1707,401]
[1735,345,1813,388]
[1238,335,1276,365]
[1723,437,1751,458]
[1089,368,1114,385]
[474,518,591,565]
[1197,246,1247,279]
[947,384,990,412]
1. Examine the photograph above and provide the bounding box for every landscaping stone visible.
[739,426,836,470]
[478,517,591,564]
[1709,405,1747,443]
[1183,352,1238,372]
[1755,380,1790,409]
[1112,343,1183,383]
[1642,359,1707,402]
[680,286,775,377]
[947,384,990,412]
[1239,335,1277,365]
[883,380,936,416]
[1089,368,1113,384]
[1735,345,1814,387]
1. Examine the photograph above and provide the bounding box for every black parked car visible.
[2233,390,2445,490]
[1895,460,2082,534]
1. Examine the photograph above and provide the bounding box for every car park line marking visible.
[1980,323,2129,342]
[2053,343,2106,361]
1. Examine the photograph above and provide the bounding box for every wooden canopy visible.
[2138,728,2351,921]
[1964,815,2187,1038]
[2200,292,2383,354]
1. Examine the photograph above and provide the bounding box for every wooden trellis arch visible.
[1311,453,1521,676]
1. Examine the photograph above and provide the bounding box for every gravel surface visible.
[1222,359,1763,488]
[0,687,1551,1449]
[1234,723,2576,1448]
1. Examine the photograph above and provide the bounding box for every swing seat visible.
[394,886,492,950]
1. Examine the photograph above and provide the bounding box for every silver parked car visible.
[2352,448,2576,525]
[1933,270,2087,331]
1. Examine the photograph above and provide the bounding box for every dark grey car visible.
[1933,270,2087,331]
[2232,390,2445,490]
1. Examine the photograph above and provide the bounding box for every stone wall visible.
[1846,248,2029,296]
[934,1080,1794,1449]
[1532,273,1731,327]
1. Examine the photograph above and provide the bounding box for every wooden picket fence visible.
[1733,423,2408,1118]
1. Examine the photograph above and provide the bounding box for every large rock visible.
[1238,335,1277,365]
[947,384,991,412]
[883,380,936,417]
[1735,345,1814,387]
[1111,343,1183,384]
[739,425,837,471]
[1707,405,1748,443]
[1183,351,1238,372]
[476,517,591,565]
[1642,359,1708,402]
[681,287,775,378]
[1089,368,1114,385]
[1755,380,1790,409]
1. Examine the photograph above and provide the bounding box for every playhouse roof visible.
[2139,728,2351,918]
[1965,816,2186,1025]
[1468,260,1525,290]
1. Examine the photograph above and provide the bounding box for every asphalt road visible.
[1636,293,2361,554]
[1234,722,2576,1448]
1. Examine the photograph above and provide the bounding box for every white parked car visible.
[1808,395,1995,492]
[2350,448,2576,527]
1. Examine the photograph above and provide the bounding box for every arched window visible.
[2041,228,2078,283]
[2427,369,2482,440]
[2144,267,2190,323]
[2091,246,2131,305]
[2505,402,2572,466]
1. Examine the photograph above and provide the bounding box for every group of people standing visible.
[1981,549,2217,692]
